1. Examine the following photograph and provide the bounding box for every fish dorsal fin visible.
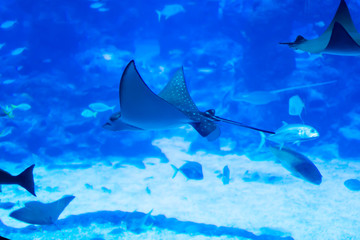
[326,21,360,51]
[158,67,199,114]
[119,60,189,129]
[282,121,288,126]
[329,0,358,34]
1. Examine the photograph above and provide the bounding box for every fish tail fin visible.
[111,106,116,112]
[156,10,162,22]
[10,104,17,109]
[216,173,223,179]
[257,132,266,151]
[16,164,36,196]
[94,111,98,118]
[171,164,179,178]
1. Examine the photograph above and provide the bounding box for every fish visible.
[0,164,36,196]
[103,60,274,141]
[0,127,14,138]
[9,195,75,225]
[0,202,15,210]
[1,20,17,29]
[280,0,360,56]
[171,161,204,180]
[344,179,360,191]
[1,105,15,118]
[90,2,103,9]
[0,43,5,49]
[156,4,185,21]
[217,165,230,185]
[231,80,336,105]
[11,47,26,56]
[81,109,97,118]
[260,122,319,150]
[11,103,31,111]
[3,79,15,85]
[268,144,322,185]
[89,103,115,112]
[289,95,304,120]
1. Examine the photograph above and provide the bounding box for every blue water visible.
[1,0,360,239]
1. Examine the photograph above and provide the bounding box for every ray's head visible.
[103,111,142,131]
[103,112,122,131]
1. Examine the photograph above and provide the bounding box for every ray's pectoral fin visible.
[325,21,360,52]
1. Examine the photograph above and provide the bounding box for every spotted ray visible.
[281,0,360,55]
[104,60,274,140]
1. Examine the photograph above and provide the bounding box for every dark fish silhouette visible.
[171,161,204,180]
[217,165,230,185]
[0,164,36,196]
[103,60,274,141]
[269,145,322,185]
[281,0,360,55]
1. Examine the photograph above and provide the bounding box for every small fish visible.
[171,161,203,180]
[0,127,14,138]
[261,122,319,149]
[289,95,304,120]
[89,103,115,112]
[344,179,360,191]
[11,47,26,56]
[0,202,15,210]
[90,2,103,9]
[156,4,185,21]
[11,103,31,111]
[0,43,5,49]
[3,79,15,85]
[269,144,322,185]
[0,164,36,196]
[1,105,14,118]
[103,53,112,60]
[98,8,109,12]
[197,68,214,74]
[101,186,111,193]
[1,20,17,29]
[146,186,151,195]
[217,165,230,185]
[81,109,97,118]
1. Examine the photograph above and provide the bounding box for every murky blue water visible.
[1,0,360,239]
